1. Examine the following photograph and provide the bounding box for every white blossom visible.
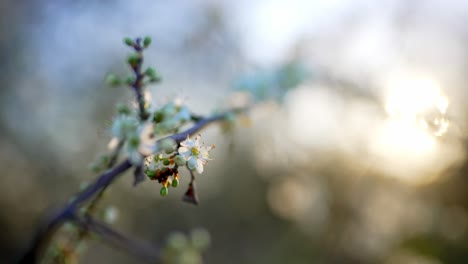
[178,134,213,174]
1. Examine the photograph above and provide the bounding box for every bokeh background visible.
[2,0,468,263]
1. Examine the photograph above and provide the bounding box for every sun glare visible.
[383,75,449,141]
[371,74,452,184]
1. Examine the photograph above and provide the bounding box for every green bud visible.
[161,104,177,117]
[99,154,110,165]
[162,159,170,166]
[174,155,186,166]
[157,120,177,134]
[143,36,152,47]
[88,162,100,173]
[106,74,121,87]
[153,111,164,123]
[145,67,156,78]
[127,53,140,67]
[117,104,131,115]
[172,178,179,188]
[160,186,168,196]
[149,75,162,83]
[160,138,176,153]
[128,134,140,148]
[126,76,136,86]
[124,37,134,46]
[145,170,156,178]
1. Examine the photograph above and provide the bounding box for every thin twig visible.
[131,38,148,121]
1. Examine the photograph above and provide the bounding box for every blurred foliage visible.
[232,62,308,101]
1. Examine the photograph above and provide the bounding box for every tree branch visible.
[72,214,161,263]
[19,110,237,264]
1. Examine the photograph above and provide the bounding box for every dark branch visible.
[131,38,149,121]
[169,112,229,143]
[72,214,161,263]
[19,110,237,263]
[18,159,132,264]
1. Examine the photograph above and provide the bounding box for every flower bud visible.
[172,178,179,188]
[160,138,176,154]
[128,134,140,148]
[117,104,131,115]
[160,186,168,196]
[153,111,164,123]
[106,74,121,87]
[145,67,156,78]
[149,75,162,83]
[145,170,156,178]
[88,162,101,173]
[126,76,136,86]
[143,36,152,47]
[123,37,134,46]
[187,158,198,171]
[157,120,177,133]
[174,155,186,166]
[127,53,140,67]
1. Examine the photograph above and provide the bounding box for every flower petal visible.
[196,159,204,174]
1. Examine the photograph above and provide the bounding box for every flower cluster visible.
[89,36,217,201]
[153,100,191,134]
[143,135,214,197]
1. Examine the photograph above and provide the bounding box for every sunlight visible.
[371,75,452,184]
[382,74,449,142]
[384,77,442,119]
[378,119,435,155]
